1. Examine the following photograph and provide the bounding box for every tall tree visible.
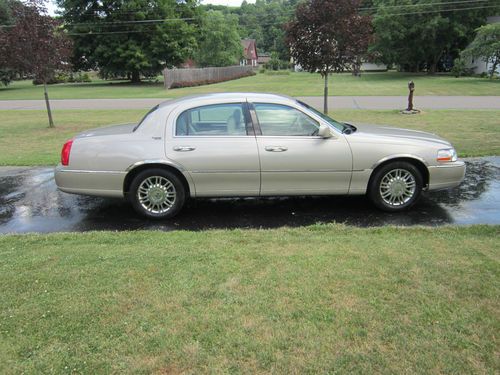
[58,0,198,82]
[2,0,72,127]
[286,0,372,113]
[462,23,500,79]
[0,0,18,86]
[196,10,242,67]
[370,0,499,73]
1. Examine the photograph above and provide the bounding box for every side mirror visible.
[317,123,333,138]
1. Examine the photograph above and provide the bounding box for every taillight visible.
[61,139,73,166]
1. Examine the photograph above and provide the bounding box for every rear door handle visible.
[265,146,288,152]
[173,146,196,152]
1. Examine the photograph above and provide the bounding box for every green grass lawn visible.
[0,225,498,374]
[0,109,498,166]
[1,72,499,100]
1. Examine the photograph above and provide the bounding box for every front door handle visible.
[173,146,196,152]
[265,146,288,152]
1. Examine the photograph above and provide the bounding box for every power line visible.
[379,4,500,16]
[2,1,498,31]
[359,0,490,11]
[65,17,196,27]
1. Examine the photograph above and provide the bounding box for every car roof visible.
[158,92,296,108]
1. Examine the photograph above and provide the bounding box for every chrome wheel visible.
[137,176,176,214]
[379,168,416,207]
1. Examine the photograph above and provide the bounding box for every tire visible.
[368,161,423,212]
[129,168,186,219]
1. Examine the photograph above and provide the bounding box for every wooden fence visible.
[163,66,254,89]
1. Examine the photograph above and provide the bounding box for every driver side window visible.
[254,103,319,136]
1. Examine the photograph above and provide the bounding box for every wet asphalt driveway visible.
[0,157,499,233]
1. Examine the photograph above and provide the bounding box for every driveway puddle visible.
[0,157,498,233]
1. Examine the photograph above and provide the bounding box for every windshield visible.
[297,100,346,132]
[133,105,159,132]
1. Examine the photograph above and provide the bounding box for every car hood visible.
[350,123,452,147]
[75,123,137,138]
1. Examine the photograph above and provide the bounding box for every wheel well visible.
[123,164,191,197]
[368,157,429,189]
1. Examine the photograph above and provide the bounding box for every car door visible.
[165,101,260,197]
[251,102,353,195]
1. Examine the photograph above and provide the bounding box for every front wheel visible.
[368,162,423,212]
[129,168,185,219]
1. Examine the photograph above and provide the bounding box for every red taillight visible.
[61,139,73,166]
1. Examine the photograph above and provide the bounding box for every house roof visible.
[241,39,258,60]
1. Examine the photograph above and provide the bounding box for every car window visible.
[296,100,346,132]
[254,103,319,136]
[176,103,248,136]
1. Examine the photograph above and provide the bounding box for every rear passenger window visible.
[176,103,248,136]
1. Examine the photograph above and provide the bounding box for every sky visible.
[45,0,254,15]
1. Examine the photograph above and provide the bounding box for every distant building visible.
[465,16,500,75]
[240,39,258,67]
[258,53,271,66]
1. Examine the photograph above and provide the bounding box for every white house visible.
[465,16,500,75]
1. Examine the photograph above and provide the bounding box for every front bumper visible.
[427,160,466,191]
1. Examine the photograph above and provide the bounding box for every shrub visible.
[264,70,290,75]
[0,69,15,86]
[451,58,472,77]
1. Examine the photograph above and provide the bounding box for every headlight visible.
[437,148,457,162]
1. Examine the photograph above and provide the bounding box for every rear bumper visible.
[427,161,466,191]
[54,165,125,198]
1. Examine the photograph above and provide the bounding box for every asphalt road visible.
[1,96,500,111]
[0,157,498,234]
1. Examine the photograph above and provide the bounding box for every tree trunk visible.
[323,73,328,114]
[131,70,141,83]
[43,82,55,128]
[489,59,498,79]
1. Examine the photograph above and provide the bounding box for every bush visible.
[264,70,290,75]
[451,58,473,77]
[0,69,15,86]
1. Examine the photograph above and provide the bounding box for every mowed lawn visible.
[0,109,498,165]
[0,225,498,374]
[1,72,500,99]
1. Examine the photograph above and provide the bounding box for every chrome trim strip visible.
[125,159,186,172]
[189,169,361,173]
[58,169,126,174]
[371,154,429,169]
[191,170,259,173]
[263,169,353,173]
[428,161,466,169]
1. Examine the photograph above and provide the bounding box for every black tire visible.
[368,161,423,212]
[129,168,185,219]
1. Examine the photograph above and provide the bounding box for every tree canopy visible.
[462,23,500,78]
[57,0,198,82]
[196,10,242,67]
[369,0,499,73]
[286,0,372,112]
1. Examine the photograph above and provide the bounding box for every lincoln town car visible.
[55,93,466,219]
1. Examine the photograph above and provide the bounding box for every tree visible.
[286,0,372,113]
[58,0,198,82]
[370,0,499,73]
[196,10,242,67]
[0,0,18,87]
[462,23,500,79]
[2,0,72,127]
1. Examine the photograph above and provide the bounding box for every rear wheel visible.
[129,168,185,219]
[368,161,423,212]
